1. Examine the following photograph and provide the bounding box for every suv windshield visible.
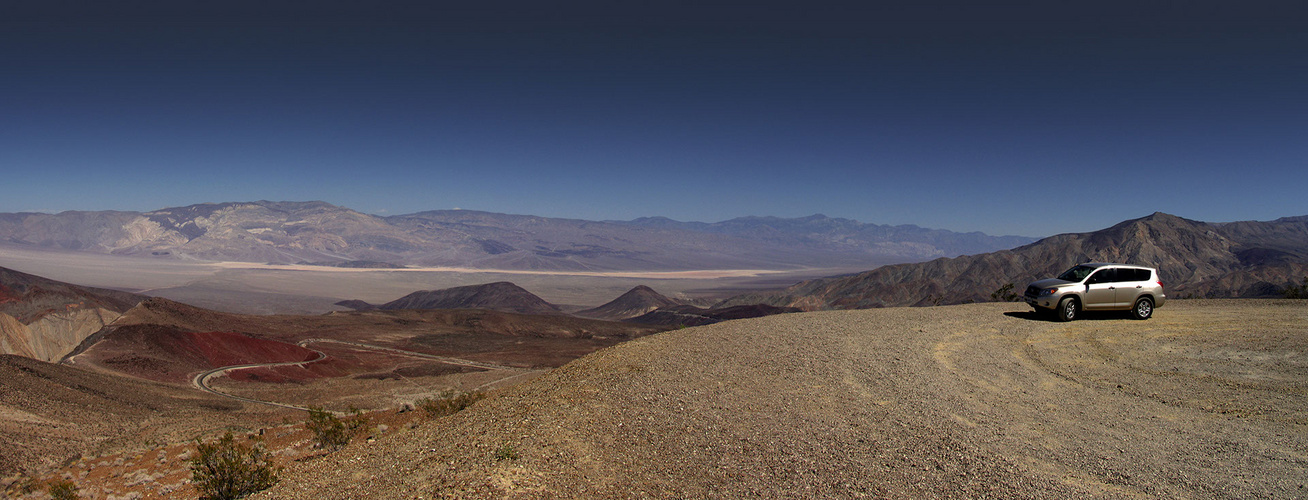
[1057,265,1096,282]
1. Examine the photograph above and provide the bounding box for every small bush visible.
[48,479,79,500]
[494,443,519,462]
[1283,277,1308,299]
[189,432,279,500]
[417,390,486,418]
[991,283,1019,302]
[306,406,367,451]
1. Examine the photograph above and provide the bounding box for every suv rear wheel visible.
[1132,297,1153,320]
[1056,297,1078,322]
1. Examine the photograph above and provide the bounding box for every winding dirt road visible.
[192,339,538,411]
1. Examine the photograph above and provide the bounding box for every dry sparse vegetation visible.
[47,479,78,500]
[305,407,368,451]
[1283,276,1308,298]
[416,390,486,419]
[189,432,279,500]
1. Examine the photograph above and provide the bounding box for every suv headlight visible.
[1040,288,1059,296]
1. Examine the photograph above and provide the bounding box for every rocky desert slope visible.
[0,354,289,480]
[722,213,1308,309]
[255,299,1307,499]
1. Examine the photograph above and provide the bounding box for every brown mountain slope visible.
[348,282,563,315]
[0,267,143,362]
[574,285,688,321]
[719,213,1308,309]
[87,296,665,375]
[75,325,318,384]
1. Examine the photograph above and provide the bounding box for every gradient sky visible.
[3,1,1305,237]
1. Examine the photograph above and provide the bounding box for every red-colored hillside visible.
[75,324,317,384]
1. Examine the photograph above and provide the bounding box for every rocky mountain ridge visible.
[0,267,143,362]
[0,201,1034,271]
[719,212,1308,310]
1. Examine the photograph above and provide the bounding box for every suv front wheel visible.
[1132,297,1154,320]
[1056,297,1078,322]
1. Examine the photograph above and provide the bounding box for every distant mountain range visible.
[719,213,1308,309]
[0,201,1034,271]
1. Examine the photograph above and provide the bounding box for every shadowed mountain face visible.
[574,285,689,321]
[0,267,143,361]
[720,213,1308,310]
[344,282,563,315]
[625,304,803,327]
[0,201,1035,271]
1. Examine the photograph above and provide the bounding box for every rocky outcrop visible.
[0,308,122,362]
[0,267,143,362]
[0,313,37,359]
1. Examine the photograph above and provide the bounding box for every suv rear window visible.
[1119,268,1151,282]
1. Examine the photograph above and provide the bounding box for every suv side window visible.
[1120,269,1149,282]
[1087,268,1118,284]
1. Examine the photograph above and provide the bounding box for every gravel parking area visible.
[257,300,1308,499]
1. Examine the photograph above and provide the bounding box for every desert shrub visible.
[306,406,367,451]
[1283,277,1308,299]
[417,390,486,418]
[189,432,279,500]
[494,443,519,461]
[48,479,79,500]
[990,283,1019,302]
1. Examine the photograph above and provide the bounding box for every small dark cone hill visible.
[719,213,1308,310]
[574,285,689,321]
[338,282,562,315]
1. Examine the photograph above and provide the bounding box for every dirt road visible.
[192,339,537,411]
[257,300,1308,499]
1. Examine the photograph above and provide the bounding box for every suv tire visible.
[1132,297,1153,320]
[1056,297,1077,322]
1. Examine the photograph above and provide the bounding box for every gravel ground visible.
[255,300,1308,499]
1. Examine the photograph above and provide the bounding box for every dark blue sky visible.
[3,1,1305,236]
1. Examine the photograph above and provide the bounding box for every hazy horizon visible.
[4,1,1305,237]
[4,199,1306,240]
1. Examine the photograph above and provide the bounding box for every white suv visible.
[1024,263,1165,321]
